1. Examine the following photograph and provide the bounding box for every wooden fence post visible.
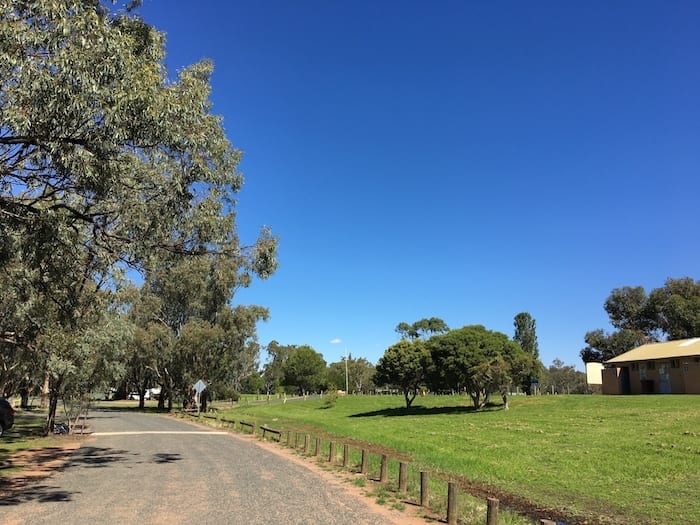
[361,449,368,474]
[285,430,290,445]
[295,432,300,448]
[314,437,321,456]
[487,497,499,525]
[329,441,335,463]
[398,462,407,492]
[420,471,429,507]
[380,454,388,483]
[303,434,309,453]
[343,444,349,467]
[447,482,457,525]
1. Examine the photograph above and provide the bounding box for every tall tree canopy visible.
[513,311,541,394]
[0,0,277,431]
[581,277,700,363]
[395,317,449,340]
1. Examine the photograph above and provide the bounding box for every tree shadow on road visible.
[0,483,79,505]
[0,446,132,505]
[153,452,182,464]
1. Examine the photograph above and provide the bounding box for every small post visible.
[252,422,256,435]
[285,430,290,445]
[343,444,349,467]
[398,462,407,492]
[295,432,300,448]
[329,441,336,463]
[303,434,309,453]
[447,482,457,525]
[314,437,321,456]
[380,454,388,482]
[361,449,368,474]
[487,497,499,525]
[420,471,429,507]
[539,520,557,525]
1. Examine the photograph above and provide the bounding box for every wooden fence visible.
[179,410,563,524]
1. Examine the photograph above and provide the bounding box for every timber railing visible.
[178,409,564,524]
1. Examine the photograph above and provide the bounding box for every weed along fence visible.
[179,411,562,525]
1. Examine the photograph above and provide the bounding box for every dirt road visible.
[0,410,416,524]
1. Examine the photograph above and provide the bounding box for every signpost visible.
[193,380,207,415]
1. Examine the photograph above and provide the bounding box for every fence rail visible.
[178,409,564,525]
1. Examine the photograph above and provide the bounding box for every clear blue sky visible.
[138,0,699,369]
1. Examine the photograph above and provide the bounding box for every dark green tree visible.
[283,346,326,396]
[427,325,525,409]
[395,317,449,340]
[513,312,541,394]
[581,277,699,363]
[374,340,429,408]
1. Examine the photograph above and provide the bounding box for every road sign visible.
[193,380,207,394]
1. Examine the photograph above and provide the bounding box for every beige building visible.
[602,338,700,395]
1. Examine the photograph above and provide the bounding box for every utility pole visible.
[345,347,349,394]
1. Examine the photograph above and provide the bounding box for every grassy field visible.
[217,394,700,525]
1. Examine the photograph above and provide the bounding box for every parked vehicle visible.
[0,398,15,437]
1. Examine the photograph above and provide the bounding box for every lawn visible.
[219,394,700,525]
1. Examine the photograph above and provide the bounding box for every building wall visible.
[682,359,700,394]
[602,368,623,395]
[604,356,700,394]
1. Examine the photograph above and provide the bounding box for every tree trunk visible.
[44,380,62,436]
[502,392,509,410]
[404,387,416,408]
[200,389,208,412]
[40,372,50,408]
[19,387,30,409]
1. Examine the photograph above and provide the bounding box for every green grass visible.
[216,394,700,525]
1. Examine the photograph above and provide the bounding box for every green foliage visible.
[327,354,375,394]
[395,317,449,340]
[540,359,587,394]
[282,345,326,395]
[374,339,428,408]
[0,0,277,430]
[262,340,292,395]
[322,389,338,408]
[582,277,699,362]
[427,325,525,409]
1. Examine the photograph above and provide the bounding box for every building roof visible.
[606,338,700,364]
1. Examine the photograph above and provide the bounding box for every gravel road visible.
[1,410,403,525]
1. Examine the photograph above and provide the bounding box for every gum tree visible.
[1,0,277,432]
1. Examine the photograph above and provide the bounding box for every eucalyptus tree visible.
[1,0,277,431]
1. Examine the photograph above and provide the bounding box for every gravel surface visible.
[1,410,405,525]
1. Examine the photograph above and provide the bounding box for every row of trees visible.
[375,316,542,409]
[581,277,700,363]
[0,1,277,432]
[253,342,376,396]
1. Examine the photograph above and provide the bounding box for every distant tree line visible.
[581,277,700,363]
[254,342,376,397]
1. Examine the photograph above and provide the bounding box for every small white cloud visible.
[330,338,342,344]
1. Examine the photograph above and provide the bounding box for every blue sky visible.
[137,0,699,369]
